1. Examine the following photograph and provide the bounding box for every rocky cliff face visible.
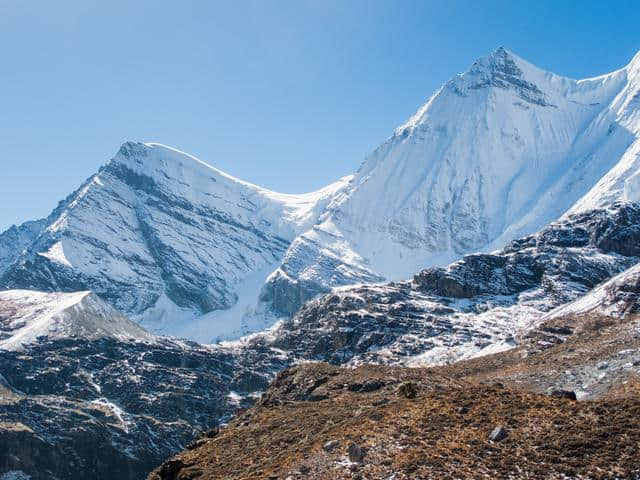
[0,219,45,277]
[0,335,287,480]
[0,287,287,480]
[265,203,640,366]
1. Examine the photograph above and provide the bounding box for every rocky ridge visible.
[263,203,640,367]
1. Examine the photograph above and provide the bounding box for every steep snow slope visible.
[568,50,640,212]
[263,47,640,316]
[0,142,350,341]
[0,289,154,350]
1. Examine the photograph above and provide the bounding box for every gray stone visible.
[347,443,365,463]
[397,381,418,399]
[489,426,508,442]
[323,440,339,452]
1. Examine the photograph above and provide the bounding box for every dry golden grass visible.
[149,362,640,480]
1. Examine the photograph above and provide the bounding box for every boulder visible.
[347,443,365,463]
[549,389,577,400]
[323,440,339,452]
[488,426,508,442]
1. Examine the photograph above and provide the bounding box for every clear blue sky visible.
[1,0,639,231]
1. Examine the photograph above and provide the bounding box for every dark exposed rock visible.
[156,459,187,480]
[266,204,640,369]
[307,391,329,402]
[185,438,208,450]
[549,389,577,401]
[0,337,287,480]
[348,379,386,393]
[372,398,390,407]
[201,428,219,439]
[416,203,640,300]
[541,325,573,335]
[347,443,365,463]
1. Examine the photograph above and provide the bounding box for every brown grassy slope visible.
[149,365,640,479]
[149,314,640,479]
[436,313,640,399]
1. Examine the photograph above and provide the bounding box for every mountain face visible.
[263,47,640,316]
[264,202,640,367]
[546,260,640,320]
[150,209,640,480]
[4,46,640,480]
[0,220,46,277]
[3,203,640,480]
[2,49,640,339]
[0,142,350,342]
[0,335,288,480]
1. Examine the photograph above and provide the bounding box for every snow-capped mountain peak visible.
[105,141,351,240]
[449,46,554,106]
[0,142,351,342]
[262,47,640,317]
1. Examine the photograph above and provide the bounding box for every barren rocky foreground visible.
[149,311,640,480]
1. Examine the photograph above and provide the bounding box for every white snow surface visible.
[269,47,640,304]
[0,290,154,351]
[37,241,72,267]
[139,263,280,343]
